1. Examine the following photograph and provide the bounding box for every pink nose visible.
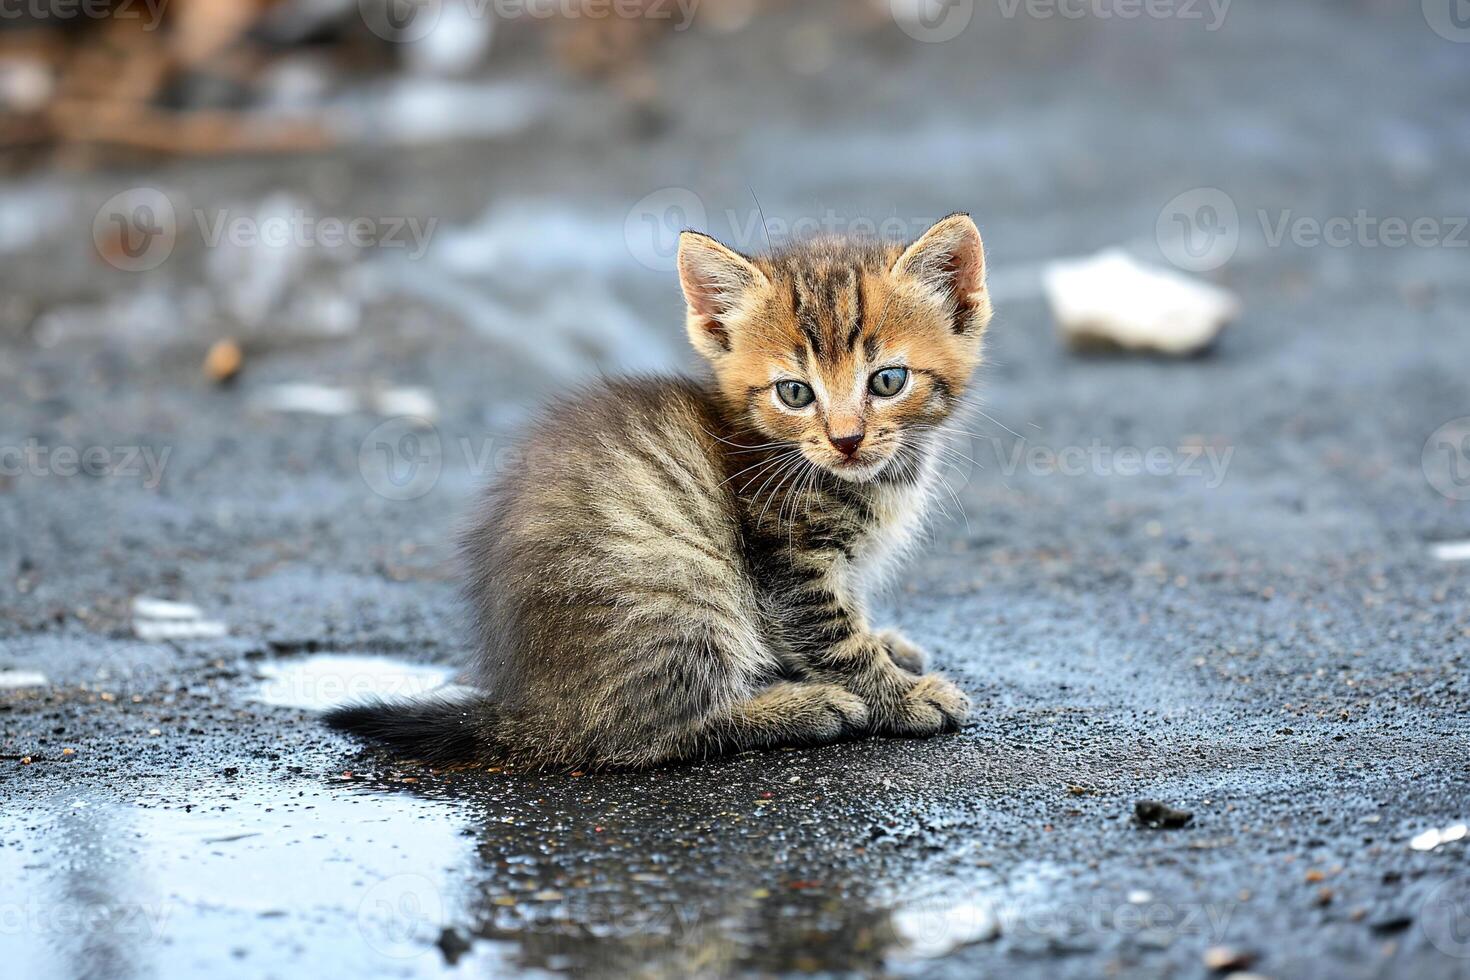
[830,432,864,457]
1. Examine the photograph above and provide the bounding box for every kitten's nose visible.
[829,432,865,458]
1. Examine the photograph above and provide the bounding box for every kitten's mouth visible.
[825,452,890,482]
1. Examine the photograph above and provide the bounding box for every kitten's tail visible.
[322,689,496,765]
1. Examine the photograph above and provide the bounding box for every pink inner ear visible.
[939,221,986,297]
[680,275,731,350]
[679,261,735,351]
[697,316,731,351]
[944,244,983,297]
[684,277,724,321]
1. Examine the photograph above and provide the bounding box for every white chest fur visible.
[847,453,940,601]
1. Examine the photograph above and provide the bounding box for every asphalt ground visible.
[1,1,1467,977]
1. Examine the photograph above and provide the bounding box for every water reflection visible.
[364,757,921,977]
[0,776,492,978]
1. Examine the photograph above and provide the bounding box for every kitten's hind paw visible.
[882,674,971,737]
[877,629,928,675]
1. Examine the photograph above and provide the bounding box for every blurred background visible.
[1,2,1468,978]
[2,0,1464,576]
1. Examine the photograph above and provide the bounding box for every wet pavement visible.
[2,1,1469,977]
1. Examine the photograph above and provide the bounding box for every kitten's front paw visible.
[877,629,928,674]
[881,674,971,737]
[805,683,871,739]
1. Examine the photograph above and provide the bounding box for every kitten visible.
[326,213,992,769]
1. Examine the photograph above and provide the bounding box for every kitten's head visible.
[677,214,991,483]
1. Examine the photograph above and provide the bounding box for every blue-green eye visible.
[776,380,815,409]
[869,367,909,398]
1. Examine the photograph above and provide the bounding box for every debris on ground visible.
[1428,541,1470,563]
[249,383,439,419]
[204,339,244,384]
[0,0,779,169]
[132,596,229,641]
[1043,249,1239,355]
[371,386,439,421]
[1134,800,1194,829]
[252,383,360,416]
[1202,945,1256,971]
[435,927,473,966]
[1409,823,1467,852]
[0,670,48,689]
[890,899,1001,958]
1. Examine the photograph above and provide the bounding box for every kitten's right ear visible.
[677,232,768,359]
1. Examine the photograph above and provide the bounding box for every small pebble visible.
[1135,800,1194,829]
[204,339,243,383]
[0,671,48,689]
[435,927,472,966]
[1203,945,1255,971]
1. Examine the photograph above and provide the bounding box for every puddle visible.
[4,653,1083,978]
[883,862,1068,964]
[0,757,970,979]
[254,653,456,711]
[0,779,501,979]
[890,896,1001,958]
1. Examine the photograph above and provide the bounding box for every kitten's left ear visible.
[892,213,992,337]
[677,232,770,359]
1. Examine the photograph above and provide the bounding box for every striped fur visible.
[325,215,992,769]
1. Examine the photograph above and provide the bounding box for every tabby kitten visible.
[326,213,992,769]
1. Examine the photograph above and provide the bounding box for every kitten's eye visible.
[776,380,816,409]
[868,367,909,398]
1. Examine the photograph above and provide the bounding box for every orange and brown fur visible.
[326,214,993,769]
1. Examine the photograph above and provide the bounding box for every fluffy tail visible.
[323,689,495,766]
